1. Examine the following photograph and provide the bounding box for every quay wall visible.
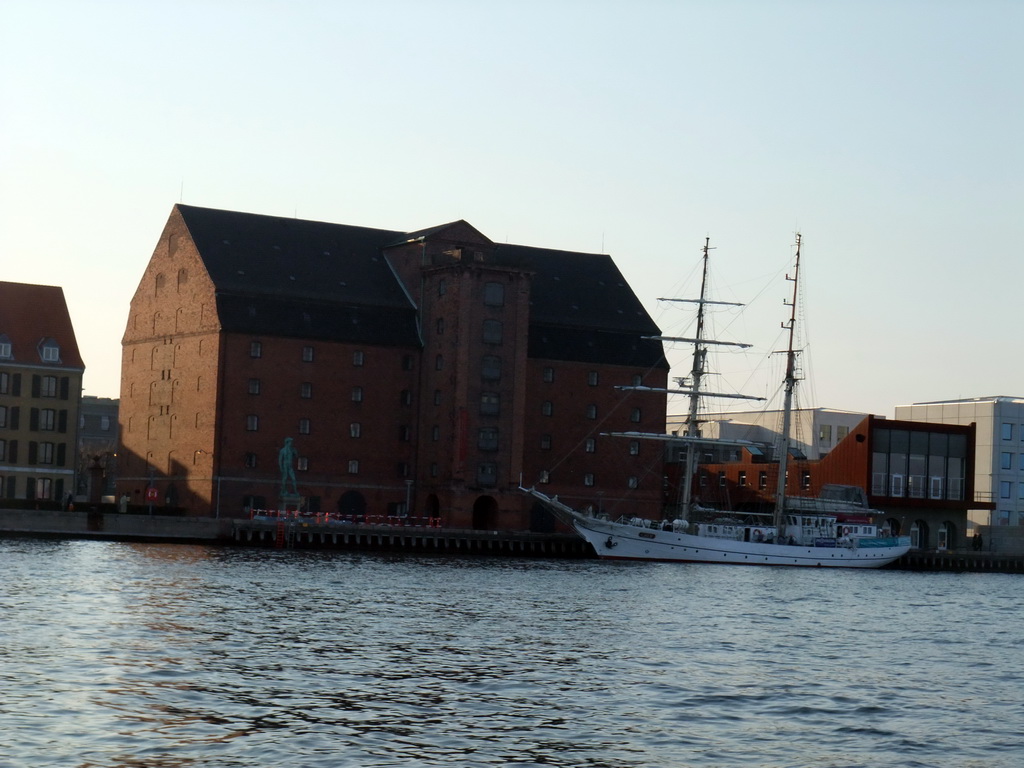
[0,509,591,558]
[0,508,232,541]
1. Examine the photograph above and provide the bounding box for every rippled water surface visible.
[1,539,1022,767]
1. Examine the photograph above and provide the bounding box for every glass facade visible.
[872,428,965,500]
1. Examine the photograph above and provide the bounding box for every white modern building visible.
[895,397,1024,530]
[669,407,869,461]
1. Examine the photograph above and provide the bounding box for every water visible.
[1,540,1021,768]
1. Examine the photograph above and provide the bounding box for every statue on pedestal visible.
[278,437,298,497]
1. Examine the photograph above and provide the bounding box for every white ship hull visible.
[572,514,910,568]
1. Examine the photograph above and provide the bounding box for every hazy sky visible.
[2,1,1021,418]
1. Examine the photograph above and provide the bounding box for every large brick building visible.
[0,281,85,504]
[117,205,669,527]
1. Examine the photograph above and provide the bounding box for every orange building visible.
[673,414,988,551]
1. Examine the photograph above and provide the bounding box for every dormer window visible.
[0,335,11,358]
[39,339,60,363]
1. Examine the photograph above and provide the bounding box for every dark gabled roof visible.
[172,205,665,364]
[215,294,420,347]
[177,205,413,309]
[0,281,85,369]
[493,244,668,368]
[493,243,661,334]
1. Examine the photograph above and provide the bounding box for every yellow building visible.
[0,282,85,504]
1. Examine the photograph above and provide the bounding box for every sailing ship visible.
[522,235,911,568]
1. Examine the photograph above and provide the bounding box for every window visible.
[41,376,57,397]
[478,428,499,451]
[348,460,359,474]
[482,319,503,344]
[1002,423,1014,441]
[738,470,747,487]
[438,278,446,296]
[39,409,56,431]
[353,350,364,366]
[248,378,261,395]
[759,471,768,490]
[837,425,849,441]
[539,470,550,484]
[250,341,262,358]
[631,374,642,387]
[542,401,553,416]
[801,470,811,490]
[1000,481,1012,499]
[432,425,440,441]
[629,440,639,456]
[400,390,412,406]
[586,404,597,420]
[585,438,596,453]
[718,471,726,487]
[0,406,6,428]
[350,422,361,438]
[543,367,554,383]
[41,344,59,362]
[38,442,55,465]
[819,424,832,443]
[244,453,257,468]
[246,414,259,431]
[481,356,501,381]
[477,463,497,485]
[436,318,445,336]
[34,477,52,499]
[483,282,504,306]
[0,372,7,393]
[434,390,442,406]
[584,473,595,487]
[587,371,599,387]
[402,355,414,371]
[1002,452,1014,471]
[301,382,312,399]
[302,346,314,362]
[480,392,500,416]
[100,416,110,432]
[299,419,311,435]
[352,386,363,402]
[435,354,444,371]
[630,408,642,423]
[0,340,10,358]
[628,476,639,489]
[541,434,552,450]
[399,425,411,442]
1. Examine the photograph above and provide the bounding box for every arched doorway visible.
[425,494,441,525]
[472,495,499,530]
[911,520,929,550]
[938,521,956,552]
[338,490,367,522]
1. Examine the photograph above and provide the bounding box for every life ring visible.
[752,529,764,542]
[842,526,851,536]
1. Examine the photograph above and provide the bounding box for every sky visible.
[2,0,1021,418]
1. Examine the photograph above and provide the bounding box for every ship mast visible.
[677,238,713,517]
[627,238,763,518]
[772,233,802,532]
